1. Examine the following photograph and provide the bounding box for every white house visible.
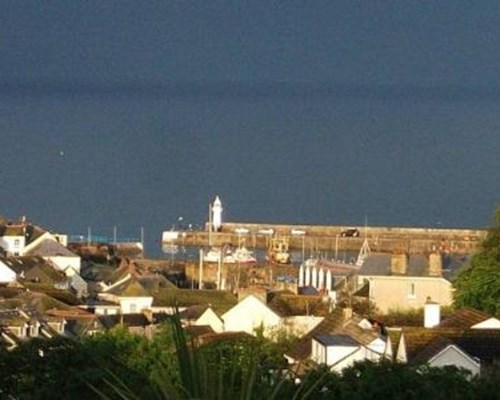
[425,343,481,376]
[311,334,384,372]
[23,233,81,275]
[0,224,26,256]
[285,309,391,372]
[395,328,495,377]
[98,275,154,314]
[221,294,282,336]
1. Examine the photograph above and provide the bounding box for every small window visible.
[130,304,137,313]
[14,239,20,247]
[408,282,416,299]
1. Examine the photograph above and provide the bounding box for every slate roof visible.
[106,276,152,297]
[80,263,117,281]
[0,309,29,326]
[297,286,320,296]
[400,327,500,365]
[314,334,359,347]
[0,289,79,315]
[0,286,25,299]
[139,274,177,292]
[1,256,68,284]
[24,225,48,245]
[360,254,428,276]
[152,289,237,314]
[24,238,77,257]
[184,325,215,338]
[1,256,46,274]
[360,253,470,280]
[286,309,345,361]
[286,310,385,362]
[438,308,494,328]
[179,304,210,320]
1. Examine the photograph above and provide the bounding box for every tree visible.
[453,207,500,317]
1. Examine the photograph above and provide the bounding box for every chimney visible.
[428,252,442,277]
[424,297,440,328]
[391,252,408,275]
[342,307,353,321]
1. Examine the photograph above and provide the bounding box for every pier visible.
[164,222,486,255]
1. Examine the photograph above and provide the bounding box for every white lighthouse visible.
[212,195,223,232]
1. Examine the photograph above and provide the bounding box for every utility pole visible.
[199,248,204,290]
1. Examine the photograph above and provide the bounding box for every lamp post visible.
[291,229,306,264]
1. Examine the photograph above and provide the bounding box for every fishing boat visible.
[232,246,257,264]
[267,236,291,264]
[303,236,371,275]
[203,247,233,263]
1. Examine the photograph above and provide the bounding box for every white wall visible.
[429,346,480,376]
[0,236,25,256]
[195,308,224,333]
[331,346,381,373]
[0,261,16,283]
[47,256,81,275]
[222,295,281,336]
[472,318,500,329]
[311,338,384,373]
[325,343,359,367]
[119,296,153,314]
[93,306,120,315]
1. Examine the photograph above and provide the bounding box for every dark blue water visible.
[1,83,499,257]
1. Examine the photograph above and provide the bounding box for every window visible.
[130,303,137,313]
[14,239,20,247]
[408,282,416,299]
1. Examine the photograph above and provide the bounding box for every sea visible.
[1,82,499,258]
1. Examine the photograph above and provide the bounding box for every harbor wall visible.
[167,222,486,255]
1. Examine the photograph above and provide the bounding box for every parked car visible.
[341,228,360,237]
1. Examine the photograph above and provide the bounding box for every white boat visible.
[232,246,257,264]
[203,246,256,264]
[203,247,234,263]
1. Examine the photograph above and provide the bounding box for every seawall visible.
[165,222,486,255]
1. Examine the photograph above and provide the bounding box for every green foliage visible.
[0,329,168,399]
[279,361,477,400]
[453,206,500,317]
[1,314,498,399]
[379,306,454,326]
[153,289,237,314]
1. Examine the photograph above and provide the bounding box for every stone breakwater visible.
[166,222,486,255]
